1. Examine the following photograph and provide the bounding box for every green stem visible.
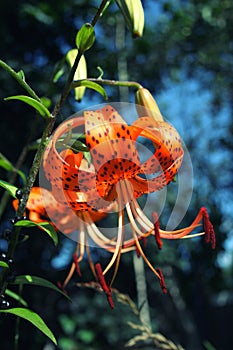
[51,50,83,119]
[51,0,108,119]
[72,78,142,90]
[0,60,41,102]
[91,0,111,26]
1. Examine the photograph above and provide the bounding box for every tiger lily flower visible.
[42,105,215,307]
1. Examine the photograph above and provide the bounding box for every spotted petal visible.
[131,116,184,175]
[84,106,141,184]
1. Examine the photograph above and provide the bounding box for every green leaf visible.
[15,220,58,246]
[0,153,26,184]
[0,260,9,268]
[70,140,90,152]
[76,23,95,52]
[40,96,52,109]
[72,80,108,100]
[0,308,57,345]
[53,67,65,83]
[4,95,51,118]
[12,275,70,301]
[0,180,18,198]
[16,69,25,81]
[5,289,28,307]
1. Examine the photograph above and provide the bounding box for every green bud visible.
[76,23,95,52]
[66,49,87,102]
[115,0,144,38]
[135,87,163,121]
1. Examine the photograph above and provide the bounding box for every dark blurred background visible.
[0,1,232,349]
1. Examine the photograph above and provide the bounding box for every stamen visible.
[201,207,216,249]
[131,226,161,279]
[85,241,97,279]
[156,268,167,294]
[153,212,162,249]
[62,263,76,288]
[103,209,124,275]
[73,253,81,276]
[132,197,154,231]
[95,263,114,308]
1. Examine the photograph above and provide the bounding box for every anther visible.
[73,253,82,276]
[95,263,114,309]
[153,212,162,249]
[156,268,167,294]
[201,207,216,249]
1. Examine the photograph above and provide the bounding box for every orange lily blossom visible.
[41,104,215,307]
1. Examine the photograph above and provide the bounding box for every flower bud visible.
[135,87,163,121]
[115,0,144,38]
[66,49,87,102]
[76,23,95,52]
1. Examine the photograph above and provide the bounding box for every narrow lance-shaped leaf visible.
[5,289,28,307]
[0,179,18,198]
[15,220,58,246]
[0,261,9,268]
[0,308,57,345]
[0,153,26,184]
[4,95,51,119]
[11,275,70,301]
[72,80,108,100]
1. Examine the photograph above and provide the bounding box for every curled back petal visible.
[131,117,184,175]
[129,155,183,196]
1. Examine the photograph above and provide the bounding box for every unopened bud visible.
[115,0,144,38]
[66,49,87,102]
[76,23,95,52]
[135,87,163,121]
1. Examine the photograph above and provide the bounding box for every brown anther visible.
[156,268,167,294]
[73,253,82,276]
[153,212,163,249]
[95,263,114,308]
[201,207,216,249]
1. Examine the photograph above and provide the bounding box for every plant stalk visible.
[133,254,152,331]
[72,78,142,90]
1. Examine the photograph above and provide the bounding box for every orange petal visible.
[130,155,183,196]
[131,117,184,175]
[43,117,85,192]
[85,106,141,184]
